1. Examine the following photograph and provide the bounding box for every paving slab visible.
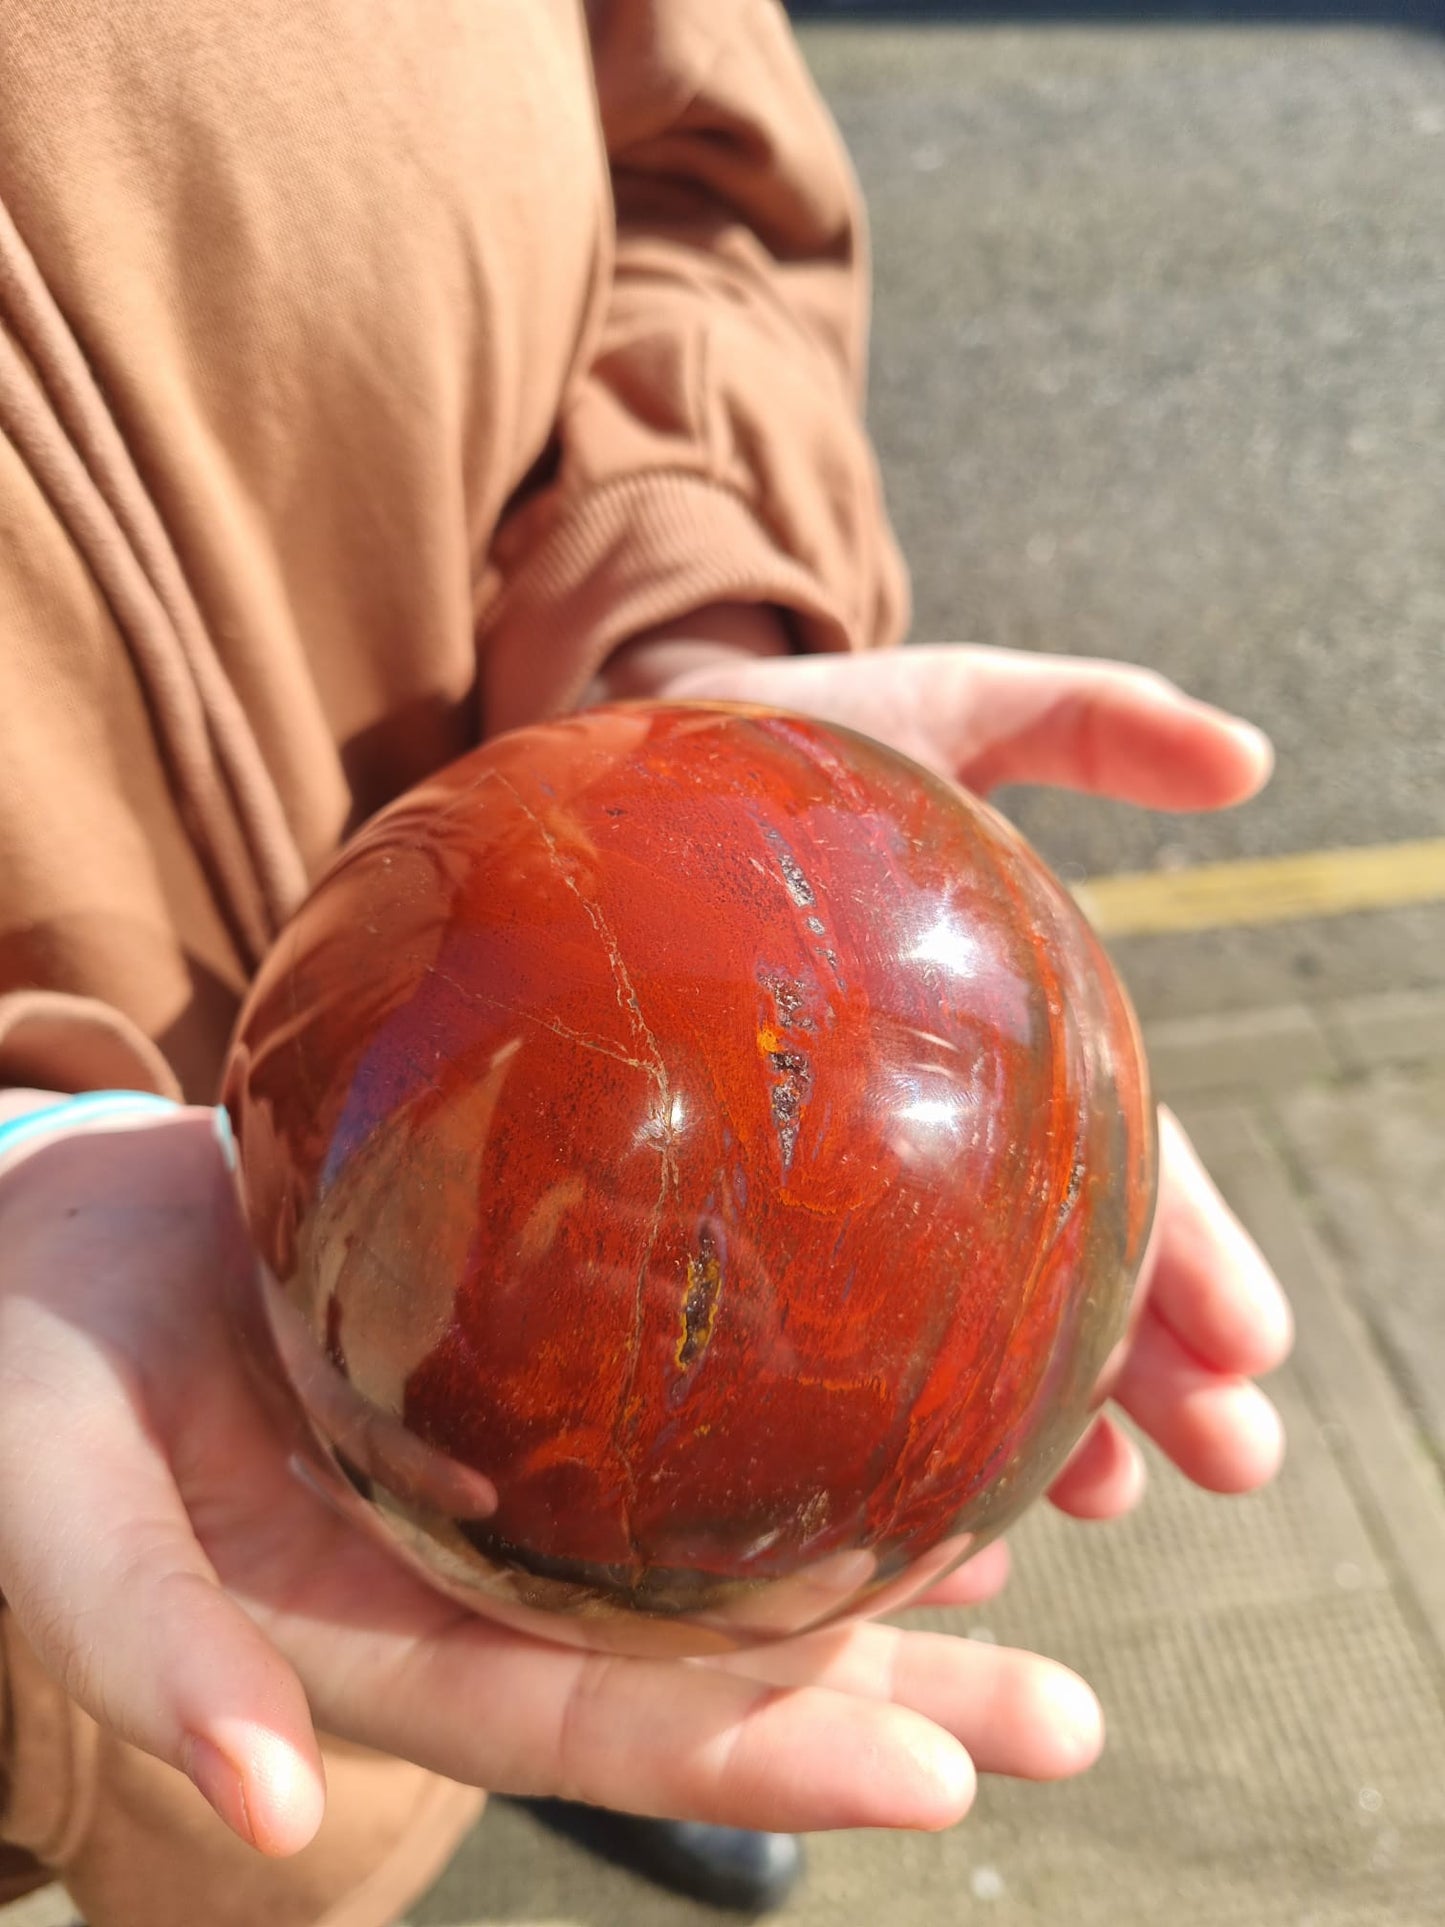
[1126,986,1445,1099]
[1184,1103,1445,1651]
[1272,1060,1445,1473]
[1141,1002,1338,1097]
[1102,904,1445,1031]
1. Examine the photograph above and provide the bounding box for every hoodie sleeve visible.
[479,0,909,732]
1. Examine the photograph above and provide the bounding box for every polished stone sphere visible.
[223,701,1156,1654]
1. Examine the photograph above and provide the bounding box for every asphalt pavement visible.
[806,4,1445,1021]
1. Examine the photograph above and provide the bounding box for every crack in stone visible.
[425,967,654,1074]
[613,1149,676,1572]
[490,773,672,1572]
[492,775,668,1095]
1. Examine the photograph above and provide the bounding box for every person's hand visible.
[622,638,1294,1529]
[0,641,1292,1865]
[0,1098,1099,1861]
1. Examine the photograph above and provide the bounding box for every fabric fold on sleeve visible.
[478,0,909,732]
[0,991,184,1101]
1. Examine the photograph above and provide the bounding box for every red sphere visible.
[223,702,1155,1653]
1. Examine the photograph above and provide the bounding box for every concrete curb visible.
[1141,985,1445,1098]
[1319,988,1445,1077]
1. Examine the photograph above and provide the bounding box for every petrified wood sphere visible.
[223,702,1156,1654]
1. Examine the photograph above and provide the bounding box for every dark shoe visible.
[518,1799,804,1913]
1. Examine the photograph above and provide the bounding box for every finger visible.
[0,1291,325,1855]
[951,648,1274,809]
[710,1621,1103,1783]
[1046,1414,1148,1520]
[909,1537,1012,1609]
[1111,1308,1286,1493]
[660,643,1272,814]
[320,1615,976,1833]
[1149,1109,1294,1376]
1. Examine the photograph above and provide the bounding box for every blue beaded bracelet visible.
[0,1090,180,1162]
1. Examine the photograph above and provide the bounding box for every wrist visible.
[582,602,792,708]
[0,1090,183,1175]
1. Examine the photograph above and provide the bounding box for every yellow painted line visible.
[1074,836,1445,938]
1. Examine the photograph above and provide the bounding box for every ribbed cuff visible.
[481,471,859,735]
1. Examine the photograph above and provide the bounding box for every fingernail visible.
[1251,1387,1287,1473]
[1219,1384,1287,1488]
[1220,1226,1295,1371]
[1224,717,1275,771]
[182,1733,256,1847]
[918,1734,976,1827]
[1254,1280,1296,1369]
[1043,1673,1105,1774]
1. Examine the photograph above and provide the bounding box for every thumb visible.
[0,1232,325,1853]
